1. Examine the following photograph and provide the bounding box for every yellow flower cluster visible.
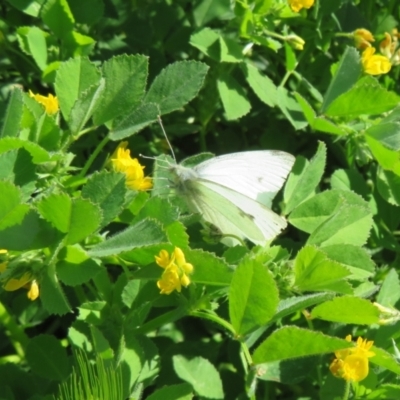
[155,247,193,295]
[380,29,400,66]
[289,0,314,13]
[29,90,59,115]
[352,28,392,75]
[110,142,153,191]
[361,47,391,75]
[354,28,375,50]
[330,335,375,382]
[0,250,39,301]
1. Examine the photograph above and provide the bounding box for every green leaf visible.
[284,142,326,214]
[321,46,362,113]
[57,245,103,286]
[6,0,45,16]
[253,326,352,364]
[145,61,209,116]
[68,0,104,24]
[0,181,29,231]
[294,93,344,135]
[294,245,352,293]
[330,168,370,198]
[365,134,400,175]
[81,171,127,228]
[193,0,230,26]
[0,209,60,250]
[273,292,335,321]
[87,219,167,257]
[188,249,232,286]
[371,347,400,375]
[307,202,372,247]
[93,55,148,125]
[365,384,400,400]
[376,269,400,307]
[229,257,279,335]
[1,88,24,138]
[217,71,251,120]
[26,334,71,381]
[189,28,220,61]
[242,63,277,107]
[219,36,243,63]
[55,57,101,121]
[276,87,307,130]
[289,189,369,233]
[173,355,224,399]
[0,137,51,163]
[40,264,71,314]
[311,296,380,324]
[17,26,47,70]
[69,79,105,135]
[326,76,400,117]
[366,122,400,151]
[90,325,114,360]
[121,279,141,308]
[377,168,400,206]
[36,193,102,244]
[146,383,193,400]
[134,196,180,226]
[0,148,36,198]
[40,0,74,40]
[109,102,159,140]
[321,244,375,280]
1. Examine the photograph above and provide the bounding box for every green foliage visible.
[0,0,400,399]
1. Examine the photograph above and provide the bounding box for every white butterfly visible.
[158,150,295,246]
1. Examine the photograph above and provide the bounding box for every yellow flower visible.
[380,31,400,66]
[354,29,375,50]
[289,0,314,13]
[27,280,39,301]
[29,90,59,115]
[330,335,375,382]
[155,247,194,295]
[110,141,153,191]
[361,47,391,75]
[0,258,39,301]
[4,272,32,291]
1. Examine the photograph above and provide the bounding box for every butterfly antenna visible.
[158,115,176,163]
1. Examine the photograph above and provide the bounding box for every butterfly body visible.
[166,150,295,245]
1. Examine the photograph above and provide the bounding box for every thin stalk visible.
[342,380,351,400]
[0,301,29,358]
[79,134,110,178]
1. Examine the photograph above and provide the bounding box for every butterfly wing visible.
[193,151,295,207]
[187,179,287,245]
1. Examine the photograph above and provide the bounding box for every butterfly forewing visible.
[193,151,295,207]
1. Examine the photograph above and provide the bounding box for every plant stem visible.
[342,380,351,400]
[79,134,110,178]
[0,301,29,358]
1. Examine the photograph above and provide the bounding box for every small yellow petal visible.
[0,261,7,273]
[27,280,39,301]
[4,272,32,291]
[110,142,153,191]
[157,266,181,295]
[29,91,59,114]
[289,0,314,12]
[354,29,375,50]
[361,47,391,75]
[155,249,173,269]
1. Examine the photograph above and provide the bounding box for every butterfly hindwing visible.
[187,179,287,245]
